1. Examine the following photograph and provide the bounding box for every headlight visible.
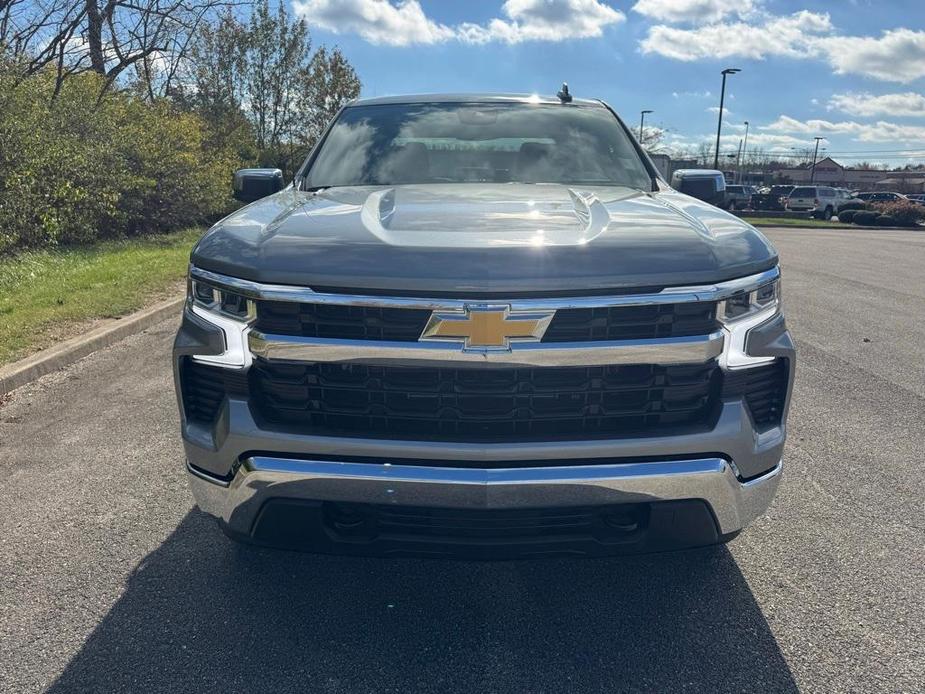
[187,276,255,368]
[719,276,781,369]
[719,277,780,323]
[189,278,255,322]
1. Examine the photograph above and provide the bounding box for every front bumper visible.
[189,455,782,541]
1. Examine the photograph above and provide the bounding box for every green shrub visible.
[871,200,925,227]
[838,199,867,212]
[837,209,857,223]
[852,210,880,226]
[875,214,896,226]
[0,69,241,254]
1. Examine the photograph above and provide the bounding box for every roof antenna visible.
[557,82,572,103]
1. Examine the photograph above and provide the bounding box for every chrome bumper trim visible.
[247,330,725,367]
[188,456,782,537]
[190,265,780,310]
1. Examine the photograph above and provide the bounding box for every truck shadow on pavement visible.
[48,510,797,693]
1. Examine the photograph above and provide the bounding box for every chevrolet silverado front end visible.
[173,93,795,558]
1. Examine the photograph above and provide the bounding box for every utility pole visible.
[735,139,743,183]
[810,136,824,183]
[713,68,740,170]
[741,121,749,183]
[639,110,653,144]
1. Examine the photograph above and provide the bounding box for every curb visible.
[0,296,185,396]
[751,223,921,231]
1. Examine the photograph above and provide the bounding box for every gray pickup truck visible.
[174,92,794,558]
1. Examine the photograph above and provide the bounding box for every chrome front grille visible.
[254,299,719,343]
[185,265,783,442]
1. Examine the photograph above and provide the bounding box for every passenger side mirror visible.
[233,168,284,203]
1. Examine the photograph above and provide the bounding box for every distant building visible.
[647,153,671,180]
[668,158,698,177]
[645,153,699,181]
[775,157,925,192]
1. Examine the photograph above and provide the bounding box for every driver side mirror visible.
[232,168,284,203]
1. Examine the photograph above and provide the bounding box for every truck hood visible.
[192,183,778,294]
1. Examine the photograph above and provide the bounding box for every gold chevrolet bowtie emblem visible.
[420,305,555,350]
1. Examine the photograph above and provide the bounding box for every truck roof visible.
[350,92,606,107]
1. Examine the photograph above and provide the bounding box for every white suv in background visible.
[786,186,839,219]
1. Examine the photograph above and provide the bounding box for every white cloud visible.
[292,0,454,46]
[762,114,925,142]
[638,8,925,85]
[639,10,832,61]
[706,105,732,116]
[293,0,624,46]
[734,132,807,149]
[819,29,925,83]
[485,0,624,43]
[829,92,925,117]
[662,130,810,157]
[632,0,755,24]
[672,89,711,98]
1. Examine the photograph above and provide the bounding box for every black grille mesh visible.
[250,360,721,441]
[255,300,718,343]
[721,359,789,428]
[181,360,248,424]
[256,302,432,341]
[544,302,717,341]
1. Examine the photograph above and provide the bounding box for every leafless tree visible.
[1,0,241,99]
[638,125,667,154]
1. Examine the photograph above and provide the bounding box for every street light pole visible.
[639,109,653,144]
[810,136,824,183]
[740,120,749,183]
[713,68,740,170]
[735,139,743,183]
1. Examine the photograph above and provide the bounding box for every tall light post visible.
[810,136,824,183]
[735,139,743,183]
[740,120,749,183]
[639,109,653,144]
[713,67,740,170]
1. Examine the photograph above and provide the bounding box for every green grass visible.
[744,216,850,229]
[0,228,203,365]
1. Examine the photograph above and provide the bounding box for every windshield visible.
[303,102,652,189]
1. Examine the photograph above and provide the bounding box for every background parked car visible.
[724,184,757,210]
[786,186,840,219]
[833,188,857,212]
[670,169,726,207]
[902,193,925,205]
[751,185,794,211]
[855,191,908,202]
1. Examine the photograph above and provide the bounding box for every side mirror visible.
[232,168,284,203]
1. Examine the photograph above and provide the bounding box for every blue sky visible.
[291,0,925,167]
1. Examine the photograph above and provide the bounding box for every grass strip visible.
[0,228,202,365]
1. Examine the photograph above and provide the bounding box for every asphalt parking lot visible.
[1,226,923,693]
